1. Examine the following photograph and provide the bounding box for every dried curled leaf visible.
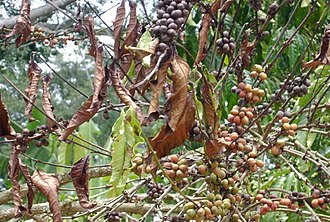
[195,0,221,64]
[166,55,190,132]
[150,92,196,158]
[110,64,143,120]
[8,145,25,218]
[69,155,96,209]
[122,0,139,52]
[83,15,97,58]
[25,60,41,122]
[113,0,126,59]
[19,159,34,214]
[0,93,15,138]
[59,47,108,141]
[31,170,62,222]
[239,31,256,68]
[303,25,330,68]
[5,0,31,47]
[42,75,57,131]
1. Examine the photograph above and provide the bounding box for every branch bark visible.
[0,0,77,29]
[0,166,112,205]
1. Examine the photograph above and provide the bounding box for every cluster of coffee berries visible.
[250,64,267,81]
[184,193,230,221]
[286,76,311,97]
[249,0,263,10]
[255,193,279,215]
[310,189,329,209]
[235,151,263,173]
[218,131,252,153]
[147,182,164,199]
[30,27,76,47]
[270,140,285,156]
[228,105,254,126]
[189,121,202,142]
[152,0,192,58]
[232,82,265,104]
[104,212,123,222]
[216,31,236,54]
[256,103,273,115]
[15,128,34,152]
[280,116,297,136]
[132,153,144,175]
[163,155,189,184]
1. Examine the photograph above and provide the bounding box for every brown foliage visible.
[113,0,126,59]
[18,159,34,214]
[5,0,31,47]
[83,15,97,58]
[42,75,57,131]
[0,93,15,138]
[31,170,62,222]
[25,60,41,122]
[239,31,256,68]
[69,155,96,209]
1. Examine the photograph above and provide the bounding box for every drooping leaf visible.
[166,55,190,132]
[41,74,57,131]
[69,155,96,209]
[8,145,25,217]
[113,0,126,59]
[83,15,97,58]
[31,170,62,222]
[195,0,221,64]
[5,0,31,47]
[146,62,170,123]
[151,92,196,158]
[18,159,34,214]
[122,0,139,51]
[303,25,330,68]
[25,60,41,122]
[239,30,256,68]
[109,64,143,120]
[91,46,105,109]
[0,93,15,138]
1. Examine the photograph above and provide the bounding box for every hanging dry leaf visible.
[0,93,15,138]
[201,78,219,135]
[303,25,330,68]
[68,155,96,209]
[110,64,143,120]
[165,55,190,132]
[31,170,62,222]
[239,31,256,68]
[121,0,139,57]
[5,0,31,47]
[25,60,41,122]
[8,145,25,217]
[113,0,126,59]
[83,15,97,58]
[91,46,105,109]
[206,139,226,158]
[150,92,196,158]
[146,62,170,123]
[42,75,57,131]
[18,159,34,214]
[195,0,221,64]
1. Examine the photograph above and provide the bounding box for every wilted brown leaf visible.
[166,55,190,132]
[8,145,25,217]
[239,31,256,68]
[303,25,330,68]
[113,0,126,59]
[206,139,226,158]
[83,15,97,58]
[201,78,219,135]
[122,0,139,53]
[5,0,31,47]
[91,46,105,109]
[31,170,62,222]
[110,64,143,120]
[69,155,96,209]
[42,75,57,131]
[151,92,195,158]
[146,62,170,123]
[25,60,41,122]
[18,159,34,214]
[195,0,221,64]
[0,93,15,138]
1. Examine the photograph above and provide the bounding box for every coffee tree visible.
[0,0,329,221]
